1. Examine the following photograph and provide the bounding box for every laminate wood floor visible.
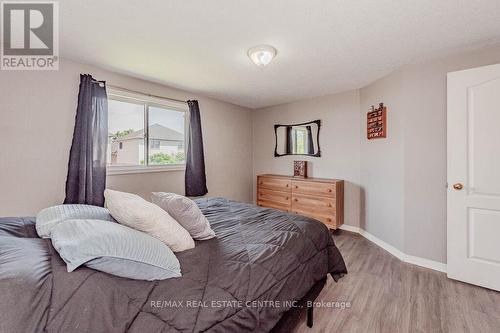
[293,230,500,333]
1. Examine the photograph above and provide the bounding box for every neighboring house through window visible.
[106,89,188,173]
[150,139,160,149]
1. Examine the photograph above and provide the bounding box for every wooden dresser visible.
[257,174,344,229]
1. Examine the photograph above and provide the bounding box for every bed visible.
[0,197,347,333]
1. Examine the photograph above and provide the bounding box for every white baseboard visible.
[337,224,360,233]
[403,254,447,273]
[338,225,447,273]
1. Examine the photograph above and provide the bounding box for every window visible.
[107,90,188,173]
[292,127,307,154]
[150,140,160,149]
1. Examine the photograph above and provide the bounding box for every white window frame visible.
[106,88,189,175]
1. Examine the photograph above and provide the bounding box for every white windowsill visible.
[107,165,186,175]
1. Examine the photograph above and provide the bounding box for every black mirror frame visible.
[274,119,321,157]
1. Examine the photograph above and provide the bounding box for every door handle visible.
[453,183,464,190]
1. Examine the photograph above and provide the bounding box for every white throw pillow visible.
[151,192,215,240]
[104,189,194,252]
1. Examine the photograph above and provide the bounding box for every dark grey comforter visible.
[0,197,346,333]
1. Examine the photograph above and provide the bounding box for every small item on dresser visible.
[294,160,308,178]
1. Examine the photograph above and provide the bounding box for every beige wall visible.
[359,70,406,250]
[252,90,362,228]
[360,45,500,263]
[0,58,253,216]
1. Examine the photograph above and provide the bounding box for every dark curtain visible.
[185,100,208,196]
[286,126,293,154]
[306,125,314,154]
[64,74,108,206]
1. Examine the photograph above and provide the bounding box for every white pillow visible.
[104,189,194,252]
[151,192,215,240]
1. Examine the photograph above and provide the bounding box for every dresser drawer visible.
[311,214,336,228]
[291,194,336,216]
[258,188,291,206]
[291,180,336,197]
[292,208,337,228]
[258,176,291,192]
[258,198,290,212]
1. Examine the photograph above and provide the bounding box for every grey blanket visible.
[0,198,346,333]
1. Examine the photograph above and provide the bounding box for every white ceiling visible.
[60,0,500,109]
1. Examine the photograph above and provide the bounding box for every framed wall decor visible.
[367,102,387,139]
[274,120,321,157]
[294,160,308,178]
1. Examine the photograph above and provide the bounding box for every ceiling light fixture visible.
[248,45,277,67]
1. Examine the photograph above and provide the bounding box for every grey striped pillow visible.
[36,204,115,238]
[51,219,181,281]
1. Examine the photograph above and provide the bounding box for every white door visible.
[447,63,500,291]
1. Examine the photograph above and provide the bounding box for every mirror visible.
[274,120,321,157]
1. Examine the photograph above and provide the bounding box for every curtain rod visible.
[104,84,188,104]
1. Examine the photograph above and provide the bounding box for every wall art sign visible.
[367,102,387,139]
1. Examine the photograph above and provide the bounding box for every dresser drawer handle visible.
[328,203,332,207]
[295,185,299,189]
[286,184,289,187]
[285,197,289,200]
[294,198,298,202]
[326,218,332,222]
[328,189,333,193]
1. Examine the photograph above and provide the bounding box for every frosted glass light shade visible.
[248,45,277,67]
